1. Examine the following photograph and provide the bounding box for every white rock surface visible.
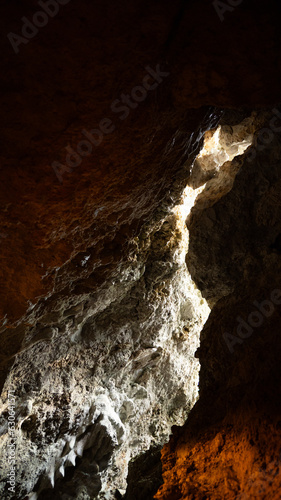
[0,192,209,499]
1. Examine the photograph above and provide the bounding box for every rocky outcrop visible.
[0,106,272,499]
[0,105,219,498]
[155,111,281,499]
[1,0,281,499]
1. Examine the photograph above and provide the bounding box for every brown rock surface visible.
[1,0,281,498]
[1,0,281,326]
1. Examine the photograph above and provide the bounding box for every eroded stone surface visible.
[1,1,281,498]
[156,112,281,500]
[0,146,212,498]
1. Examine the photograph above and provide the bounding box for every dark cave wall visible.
[1,0,281,499]
[1,0,281,327]
[156,123,281,500]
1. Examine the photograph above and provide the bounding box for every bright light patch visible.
[197,124,254,171]
[172,184,205,266]
[172,119,255,262]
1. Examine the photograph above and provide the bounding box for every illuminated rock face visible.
[1,0,281,499]
[1,107,279,500]
[0,185,211,499]
[156,117,281,500]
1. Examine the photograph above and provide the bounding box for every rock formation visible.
[1,0,281,499]
[156,115,281,499]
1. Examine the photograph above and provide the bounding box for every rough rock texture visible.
[0,177,212,498]
[155,116,281,499]
[124,445,163,500]
[1,0,281,325]
[1,0,281,499]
